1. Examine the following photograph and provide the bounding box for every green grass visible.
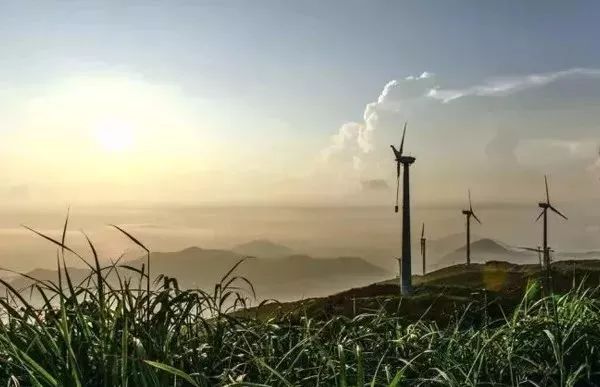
[1,225,600,386]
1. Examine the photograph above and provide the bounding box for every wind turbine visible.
[536,175,567,293]
[462,190,481,265]
[420,223,427,275]
[391,122,416,295]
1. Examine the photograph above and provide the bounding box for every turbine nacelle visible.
[463,190,482,224]
[391,122,412,213]
[536,176,568,221]
[391,122,407,159]
[399,156,416,164]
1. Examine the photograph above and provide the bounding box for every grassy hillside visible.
[249,260,600,325]
[2,253,600,386]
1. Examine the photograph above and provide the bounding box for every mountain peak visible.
[470,238,509,252]
[233,239,295,258]
[437,238,537,267]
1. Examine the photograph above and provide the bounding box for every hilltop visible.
[232,239,296,258]
[428,232,481,256]
[435,238,537,268]
[249,259,600,324]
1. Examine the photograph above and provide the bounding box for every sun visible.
[92,119,136,153]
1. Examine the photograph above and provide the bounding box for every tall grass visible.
[0,225,599,386]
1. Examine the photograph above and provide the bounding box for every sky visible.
[1,1,600,207]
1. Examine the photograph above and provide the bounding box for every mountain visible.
[131,248,389,301]
[429,233,481,257]
[3,246,389,302]
[232,239,295,258]
[436,238,537,268]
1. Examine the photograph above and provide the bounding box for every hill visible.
[435,238,536,268]
[250,259,600,324]
[428,232,481,255]
[232,239,295,258]
[128,248,389,301]
[4,246,390,302]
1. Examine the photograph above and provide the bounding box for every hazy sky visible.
[1,1,600,206]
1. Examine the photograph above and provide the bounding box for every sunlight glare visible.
[92,119,135,153]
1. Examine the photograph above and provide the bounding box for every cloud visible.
[427,68,600,103]
[486,129,520,164]
[319,67,600,202]
[360,179,390,191]
[424,67,600,165]
[352,156,364,171]
[321,122,362,161]
[321,72,435,170]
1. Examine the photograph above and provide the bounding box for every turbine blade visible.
[549,205,568,220]
[535,209,544,222]
[545,175,550,204]
[468,189,473,212]
[399,122,407,156]
[396,161,401,178]
[518,247,541,253]
[390,145,400,158]
[472,212,482,224]
[421,223,425,238]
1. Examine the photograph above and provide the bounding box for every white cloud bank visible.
[322,72,434,170]
[428,68,600,103]
[320,67,600,201]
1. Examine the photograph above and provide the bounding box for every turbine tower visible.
[420,223,427,275]
[462,190,481,265]
[536,175,567,293]
[391,122,415,295]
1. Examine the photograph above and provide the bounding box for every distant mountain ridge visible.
[131,247,388,300]
[5,243,390,302]
[428,232,481,256]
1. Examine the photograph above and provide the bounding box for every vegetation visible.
[1,226,600,386]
